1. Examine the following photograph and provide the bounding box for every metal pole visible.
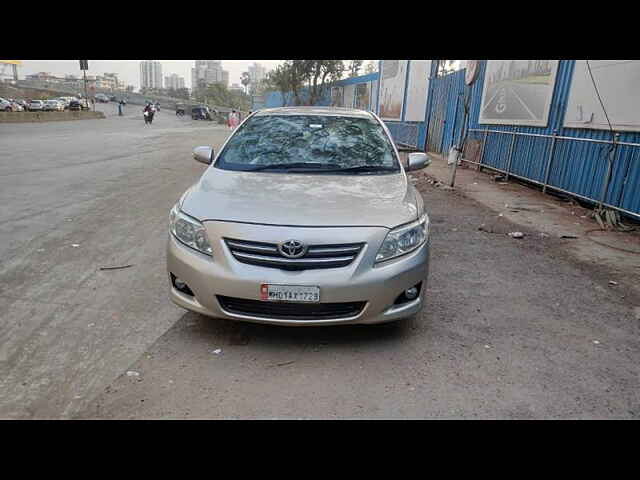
[598,132,620,209]
[448,94,461,187]
[83,70,88,110]
[478,127,488,172]
[542,130,558,193]
[505,131,516,181]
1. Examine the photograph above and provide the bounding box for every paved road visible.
[1,107,638,419]
[0,104,230,418]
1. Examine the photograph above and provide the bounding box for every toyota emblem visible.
[278,239,307,258]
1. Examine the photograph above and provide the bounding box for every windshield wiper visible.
[244,162,341,171]
[319,165,400,174]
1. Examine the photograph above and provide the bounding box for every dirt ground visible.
[78,153,640,419]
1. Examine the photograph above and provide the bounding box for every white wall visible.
[564,60,640,132]
[344,84,355,108]
[404,60,431,122]
[378,60,408,121]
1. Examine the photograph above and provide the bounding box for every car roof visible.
[253,106,376,119]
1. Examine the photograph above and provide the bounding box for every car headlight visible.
[169,204,212,256]
[376,214,429,263]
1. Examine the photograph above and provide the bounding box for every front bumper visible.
[166,222,430,326]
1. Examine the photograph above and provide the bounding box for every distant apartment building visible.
[191,60,229,90]
[165,73,186,90]
[247,62,268,93]
[24,71,126,92]
[25,72,63,84]
[99,73,120,90]
[140,60,163,90]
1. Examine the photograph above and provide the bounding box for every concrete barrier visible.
[0,111,105,123]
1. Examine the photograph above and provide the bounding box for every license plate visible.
[260,284,320,303]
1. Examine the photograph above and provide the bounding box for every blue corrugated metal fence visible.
[431,60,640,219]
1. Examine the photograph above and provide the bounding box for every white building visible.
[247,62,268,93]
[140,61,163,90]
[165,73,185,90]
[191,60,229,90]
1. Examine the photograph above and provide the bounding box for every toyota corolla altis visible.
[167,107,432,326]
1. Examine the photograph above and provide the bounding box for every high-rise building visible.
[165,73,185,90]
[140,61,163,89]
[191,60,229,91]
[247,62,268,93]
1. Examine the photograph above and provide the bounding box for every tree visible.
[262,60,344,106]
[194,82,250,111]
[175,88,190,100]
[290,60,344,105]
[264,63,299,106]
[364,61,377,75]
[240,71,251,95]
[347,60,364,78]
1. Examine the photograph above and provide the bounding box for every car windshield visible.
[215,114,400,174]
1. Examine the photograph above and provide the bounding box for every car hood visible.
[180,168,418,228]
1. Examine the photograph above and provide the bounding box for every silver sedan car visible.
[167,107,432,326]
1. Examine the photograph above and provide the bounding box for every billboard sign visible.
[378,60,408,121]
[564,60,640,132]
[404,60,431,122]
[479,60,559,126]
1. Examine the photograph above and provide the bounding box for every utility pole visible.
[80,60,89,109]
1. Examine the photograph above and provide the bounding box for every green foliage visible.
[240,72,251,94]
[194,82,250,111]
[364,61,377,75]
[265,60,345,106]
[348,60,364,77]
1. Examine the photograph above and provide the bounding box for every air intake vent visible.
[224,238,364,270]
[217,296,366,320]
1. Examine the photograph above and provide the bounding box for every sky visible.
[17,60,287,89]
[17,60,378,90]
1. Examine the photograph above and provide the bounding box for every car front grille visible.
[217,296,366,320]
[224,238,364,270]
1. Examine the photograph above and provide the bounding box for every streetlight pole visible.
[83,70,89,109]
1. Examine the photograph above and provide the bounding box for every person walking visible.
[118,99,125,116]
[228,109,239,130]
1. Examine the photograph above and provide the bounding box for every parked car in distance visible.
[69,100,82,111]
[44,100,64,111]
[55,98,70,110]
[28,100,45,111]
[95,93,110,103]
[167,107,432,327]
[1,97,14,111]
[109,95,117,101]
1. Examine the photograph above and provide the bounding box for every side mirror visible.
[406,152,432,171]
[193,146,214,165]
